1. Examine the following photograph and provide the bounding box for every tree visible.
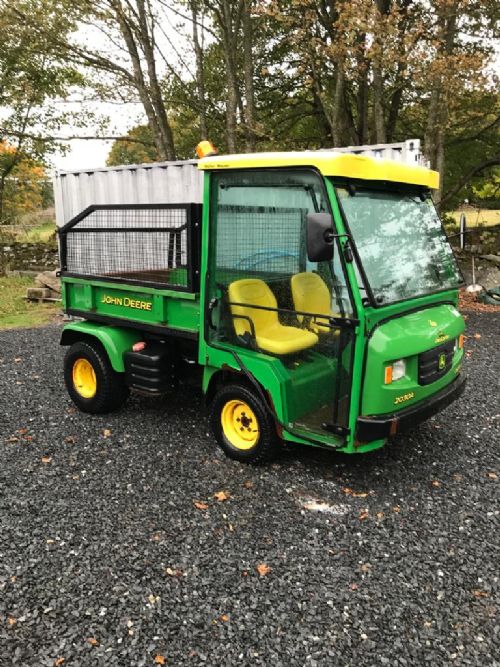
[0,0,81,223]
[0,141,46,224]
[106,125,159,165]
[10,0,178,160]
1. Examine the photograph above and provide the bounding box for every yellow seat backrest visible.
[291,272,332,320]
[228,278,279,337]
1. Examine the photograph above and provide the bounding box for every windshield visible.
[336,185,462,305]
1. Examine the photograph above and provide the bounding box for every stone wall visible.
[0,243,59,275]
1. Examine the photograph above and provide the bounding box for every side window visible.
[210,169,353,352]
[214,170,329,284]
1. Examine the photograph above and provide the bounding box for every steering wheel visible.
[235,250,299,270]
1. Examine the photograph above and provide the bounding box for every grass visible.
[15,220,56,243]
[449,208,499,228]
[0,276,60,330]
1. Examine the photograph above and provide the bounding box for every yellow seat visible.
[291,272,337,333]
[228,278,318,355]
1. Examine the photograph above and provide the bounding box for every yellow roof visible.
[198,150,439,189]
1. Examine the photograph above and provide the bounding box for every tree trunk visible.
[216,0,244,153]
[105,0,176,160]
[372,65,386,143]
[135,0,176,160]
[224,46,238,153]
[356,54,369,144]
[242,0,256,151]
[191,1,208,139]
[332,65,345,146]
[424,5,457,205]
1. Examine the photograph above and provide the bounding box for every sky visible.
[51,4,192,173]
[52,101,146,173]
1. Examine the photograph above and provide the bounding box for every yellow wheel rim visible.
[72,358,97,399]
[221,399,260,450]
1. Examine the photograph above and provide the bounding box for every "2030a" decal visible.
[394,392,415,405]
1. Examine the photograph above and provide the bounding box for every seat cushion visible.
[256,325,318,355]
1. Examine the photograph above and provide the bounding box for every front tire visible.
[209,383,281,463]
[64,340,129,414]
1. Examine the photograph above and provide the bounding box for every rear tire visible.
[64,340,129,414]
[209,383,281,463]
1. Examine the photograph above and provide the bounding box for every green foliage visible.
[0,0,82,224]
[106,126,160,166]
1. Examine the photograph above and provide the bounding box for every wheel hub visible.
[221,399,260,450]
[72,358,97,399]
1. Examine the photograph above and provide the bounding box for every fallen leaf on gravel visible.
[193,501,208,510]
[164,567,183,577]
[350,583,359,590]
[359,510,369,520]
[376,512,385,519]
[14,357,21,363]
[342,487,368,498]
[243,480,254,489]
[423,620,433,628]
[360,563,371,573]
[214,490,230,502]
[154,656,166,665]
[7,617,16,626]
[151,532,164,542]
[65,436,76,444]
[256,563,271,577]
[41,456,52,465]
[473,333,481,339]
[220,614,229,622]
[87,638,99,646]
[148,594,160,605]
[6,437,19,443]
[486,472,497,480]
[472,590,489,598]
[392,506,401,513]
[102,429,112,438]
[431,480,441,488]
[54,658,65,667]
[18,428,28,435]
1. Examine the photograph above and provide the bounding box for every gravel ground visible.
[0,311,498,667]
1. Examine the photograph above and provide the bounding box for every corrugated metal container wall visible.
[54,160,204,227]
[333,139,427,166]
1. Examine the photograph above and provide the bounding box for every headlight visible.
[384,359,406,384]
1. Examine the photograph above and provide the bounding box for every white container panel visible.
[54,160,203,227]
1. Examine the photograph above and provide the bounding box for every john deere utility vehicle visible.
[55,140,466,462]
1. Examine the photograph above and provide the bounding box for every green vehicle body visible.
[59,150,466,456]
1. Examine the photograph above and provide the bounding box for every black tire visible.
[209,383,281,463]
[64,340,129,414]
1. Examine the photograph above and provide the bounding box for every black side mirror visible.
[306,212,334,262]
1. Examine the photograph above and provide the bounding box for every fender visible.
[60,321,141,372]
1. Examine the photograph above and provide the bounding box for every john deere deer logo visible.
[438,353,446,370]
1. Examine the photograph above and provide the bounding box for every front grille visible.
[418,340,455,386]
